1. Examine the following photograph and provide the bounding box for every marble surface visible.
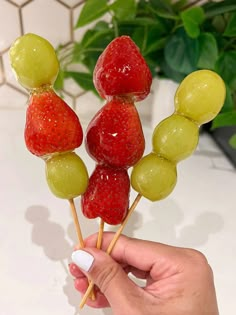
[1,107,236,315]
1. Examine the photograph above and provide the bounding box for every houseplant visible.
[56,0,236,165]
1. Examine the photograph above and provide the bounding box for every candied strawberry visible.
[85,97,145,168]
[81,164,130,225]
[25,88,83,156]
[93,36,152,102]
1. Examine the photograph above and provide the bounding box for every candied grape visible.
[9,33,59,89]
[131,153,177,201]
[174,70,226,124]
[152,114,199,162]
[45,152,88,199]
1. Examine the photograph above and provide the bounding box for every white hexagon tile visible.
[0,1,21,53]
[22,0,71,46]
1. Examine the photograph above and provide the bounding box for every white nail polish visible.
[71,250,94,272]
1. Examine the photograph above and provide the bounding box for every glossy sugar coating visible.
[46,152,88,199]
[9,33,59,89]
[174,69,226,124]
[131,153,177,201]
[93,36,152,102]
[131,70,226,202]
[85,97,145,168]
[25,89,83,157]
[81,164,130,225]
[83,36,153,224]
[152,114,199,163]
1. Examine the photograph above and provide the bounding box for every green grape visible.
[152,114,199,163]
[9,33,59,89]
[45,152,88,199]
[174,70,226,124]
[131,153,177,201]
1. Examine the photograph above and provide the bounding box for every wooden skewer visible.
[68,198,84,248]
[79,193,142,309]
[107,194,142,254]
[69,198,96,300]
[79,280,95,308]
[89,219,105,301]
[97,219,104,249]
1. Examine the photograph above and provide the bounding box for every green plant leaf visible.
[143,37,167,56]
[215,51,236,90]
[164,27,199,74]
[221,84,235,113]
[212,111,236,129]
[181,7,205,38]
[204,0,236,18]
[81,28,113,49]
[64,71,94,91]
[197,32,218,69]
[118,17,163,26]
[224,12,236,36]
[144,56,159,76]
[109,0,136,21]
[54,68,64,91]
[131,26,146,51]
[229,134,236,149]
[94,21,110,30]
[75,0,109,28]
[132,22,166,55]
[148,0,178,20]
[71,23,113,72]
[172,0,188,11]
[212,15,227,33]
[160,59,186,82]
[71,43,84,63]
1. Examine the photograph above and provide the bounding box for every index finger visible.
[84,232,186,276]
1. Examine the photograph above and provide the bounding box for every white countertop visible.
[0,108,236,315]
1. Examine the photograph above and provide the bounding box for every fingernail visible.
[71,250,94,272]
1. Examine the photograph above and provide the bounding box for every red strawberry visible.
[93,36,152,102]
[25,88,83,156]
[81,164,130,225]
[85,97,145,168]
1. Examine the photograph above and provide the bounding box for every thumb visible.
[71,248,141,310]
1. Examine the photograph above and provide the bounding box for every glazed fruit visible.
[25,89,83,157]
[46,152,88,199]
[9,33,89,258]
[81,164,130,225]
[9,33,59,89]
[152,114,199,163]
[174,70,226,124]
[82,36,150,226]
[131,70,226,202]
[131,153,177,201]
[93,36,152,102]
[85,97,145,168]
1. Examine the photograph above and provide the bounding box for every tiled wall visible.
[0,0,153,123]
[0,0,107,123]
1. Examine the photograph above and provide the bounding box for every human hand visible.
[70,232,219,315]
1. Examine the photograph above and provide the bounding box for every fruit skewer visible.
[79,68,226,308]
[81,37,151,236]
[81,36,151,236]
[110,69,226,254]
[79,35,152,307]
[9,33,88,248]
